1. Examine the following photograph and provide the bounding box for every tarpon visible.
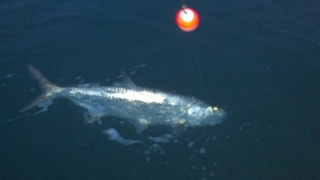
[21,65,226,133]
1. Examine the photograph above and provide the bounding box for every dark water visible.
[1,0,319,179]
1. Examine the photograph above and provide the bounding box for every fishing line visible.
[178,1,208,98]
[190,38,208,98]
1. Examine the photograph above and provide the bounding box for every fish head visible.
[207,106,226,126]
[187,104,226,126]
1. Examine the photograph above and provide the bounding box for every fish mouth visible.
[208,107,226,125]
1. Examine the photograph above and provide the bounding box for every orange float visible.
[175,6,200,32]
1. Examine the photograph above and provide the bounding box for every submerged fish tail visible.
[20,65,61,112]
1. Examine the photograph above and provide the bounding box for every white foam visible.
[5,74,14,78]
[188,141,195,148]
[200,147,206,154]
[103,128,141,146]
[148,134,173,143]
[34,99,53,115]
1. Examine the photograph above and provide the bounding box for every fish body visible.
[21,66,226,133]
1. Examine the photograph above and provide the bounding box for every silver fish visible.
[21,65,226,133]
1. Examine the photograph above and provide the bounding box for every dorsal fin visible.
[113,70,137,88]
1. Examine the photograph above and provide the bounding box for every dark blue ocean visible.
[1,0,319,179]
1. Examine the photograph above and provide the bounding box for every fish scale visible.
[21,65,226,133]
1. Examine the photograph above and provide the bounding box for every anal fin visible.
[134,118,149,134]
[172,124,185,137]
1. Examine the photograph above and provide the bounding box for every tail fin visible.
[20,65,60,112]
